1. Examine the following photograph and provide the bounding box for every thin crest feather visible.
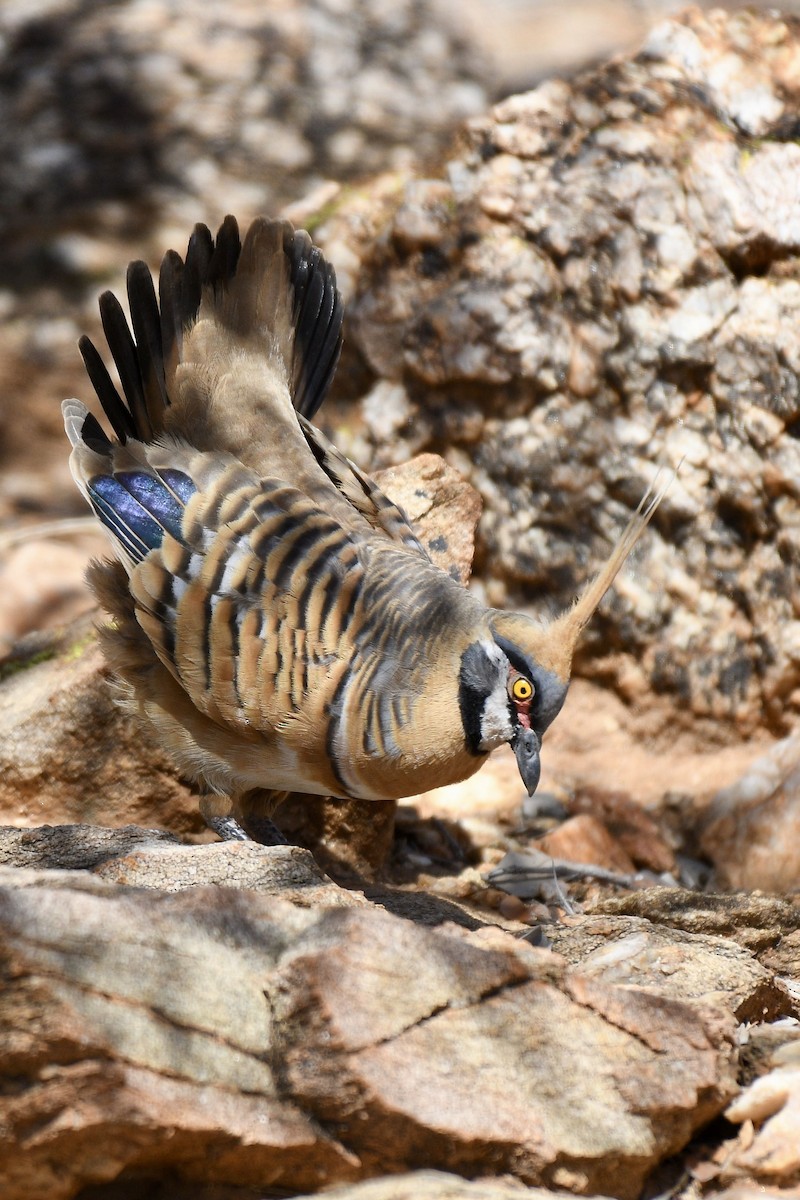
[551,465,675,656]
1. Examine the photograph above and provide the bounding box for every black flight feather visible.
[126,260,168,435]
[78,333,137,443]
[98,290,152,440]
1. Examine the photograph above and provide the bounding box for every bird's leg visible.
[235,788,291,846]
[199,792,252,841]
[199,789,292,845]
[238,816,290,845]
[205,814,253,842]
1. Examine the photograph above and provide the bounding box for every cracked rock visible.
[0,856,738,1200]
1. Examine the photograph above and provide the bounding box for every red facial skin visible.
[508,669,533,730]
[515,700,532,730]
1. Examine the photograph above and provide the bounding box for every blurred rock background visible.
[3,0,800,892]
[6,11,800,1192]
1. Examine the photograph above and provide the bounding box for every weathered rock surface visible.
[724,1025,800,1184]
[297,1173,585,1200]
[0,527,103,655]
[0,0,489,272]
[0,830,742,1200]
[0,825,365,908]
[547,913,796,1023]
[329,7,800,736]
[0,614,203,837]
[699,731,800,893]
[591,888,800,958]
[0,0,490,535]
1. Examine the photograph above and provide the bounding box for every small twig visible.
[0,516,100,552]
[488,848,640,900]
[549,860,577,915]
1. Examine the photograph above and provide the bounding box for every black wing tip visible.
[283,227,344,419]
[80,410,113,453]
[126,258,151,284]
[78,332,135,444]
[77,213,343,449]
[206,215,242,293]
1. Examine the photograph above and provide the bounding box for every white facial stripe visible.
[478,641,513,750]
[479,683,513,750]
[482,639,507,668]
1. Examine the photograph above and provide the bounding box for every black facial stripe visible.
[458,680,487,756]
[458,642,498,757]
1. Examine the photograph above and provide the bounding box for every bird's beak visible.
[512,726,541,796]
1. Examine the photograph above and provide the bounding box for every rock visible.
[0,874,356,1200]
[0,614,203,838]
[547,914,796,1024]
[346,7,800,736]
[534,813,638,876]
[0,0,490,535]
[698,731,800,892]
[566,787,677,875]
[0,0,490,270]
[279,917,726,1196]
[0,529,102,653]
[590,888,800,957]
[250,792,398,882]
[761,932,800,983]
[711,1187,800,1200]
[296,1172,577,1200]
[0,822,182,871]
[376,452,484,584]
[0,853,739,1200]
[724,1025,800,1184]
[0,824,365,908]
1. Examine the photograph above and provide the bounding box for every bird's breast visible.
[325,663,483,801]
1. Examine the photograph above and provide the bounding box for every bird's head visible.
[458,473,671,796]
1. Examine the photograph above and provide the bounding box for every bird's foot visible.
[240,815,290,846]
[204,814,251,842]
[203,812,290,846]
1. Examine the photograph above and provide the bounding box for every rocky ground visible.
[2,2,800,1198]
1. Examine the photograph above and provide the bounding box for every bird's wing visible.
[78,217,352,509]
[63,412,362,719]
[297,414,431,556]
[80,215,342,438]
[75,214,433,557]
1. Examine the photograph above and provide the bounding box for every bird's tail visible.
[73,215,343,456]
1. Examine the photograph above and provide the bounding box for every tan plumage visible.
[64,216,669,839]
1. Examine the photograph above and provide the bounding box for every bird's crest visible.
[491,467,674,686]
[550,467,674,674]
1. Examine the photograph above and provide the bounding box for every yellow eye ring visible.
[510,676,533,703]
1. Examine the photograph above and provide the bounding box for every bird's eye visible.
[510,676,534,703]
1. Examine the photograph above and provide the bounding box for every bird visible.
[63,214,668,842]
